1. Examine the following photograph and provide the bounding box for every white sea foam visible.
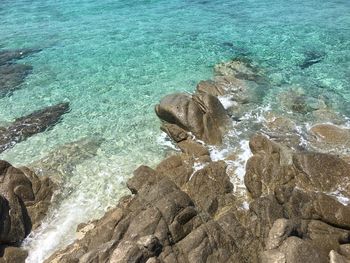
[218,95,236,110]
[189,162,208,181]
[156,131,178,151]
[231,140,252,182]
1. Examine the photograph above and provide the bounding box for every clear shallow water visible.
[0,0,349,261]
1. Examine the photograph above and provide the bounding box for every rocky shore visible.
[0,56,350,262]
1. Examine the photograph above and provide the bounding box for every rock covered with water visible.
[28,136,104,181]
[0,102,70,154]
[0,48,41,96]
[0,161,55,262]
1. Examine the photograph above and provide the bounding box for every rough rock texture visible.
[45,164,252,263]
[309,124,350,156]
[45,132,350,263]
[0,161,55,242]
[245,134,350,198]
[155,92,229,145]
[0,161,55,262]
[0,102,70,153]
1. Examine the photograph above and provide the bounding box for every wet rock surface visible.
[0,102,70,154]
[0,161,55,263]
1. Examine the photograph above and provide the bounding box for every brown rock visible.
[177,139,209,157]
[155,92,229,145]
[0,246,28,263]
[196,80,225,96]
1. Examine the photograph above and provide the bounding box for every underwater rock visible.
[214,58,263,83]
[299,50,325,69]
[0,102,70,153]
[0,48,41,65]
[0,48,41,97]
[155,92,229,145]
[0,63,33,96]
[28,136,104,181]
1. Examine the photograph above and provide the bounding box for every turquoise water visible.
[0,0,349,261]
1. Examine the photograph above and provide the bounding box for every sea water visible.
[0,0,349,261]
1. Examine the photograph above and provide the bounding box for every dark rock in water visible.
[0,48,41,65]
[0,63,33,96]
[0,102,70,153]
[299,50,325,69]
[0,48,41,97]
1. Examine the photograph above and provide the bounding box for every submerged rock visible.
[0,48,41,96]
[299,50,325,69]
[0,63,33,96]
[214,58,263,83]
[0,48,41,65]
[28,136,104,181]
[0,102,70,153]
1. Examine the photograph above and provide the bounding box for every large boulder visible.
[155,92,229,145]
[0,102,70,153]
[0,161,55,245]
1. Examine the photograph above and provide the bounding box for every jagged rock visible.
[0,160,33,244]
[160,123,188,143]
[19,167,56,229]
[330,250,350,263]
[309,124,350,155]
[184,161,233,216]
[278,236,328,263]
[339,244,350,259]
[155,92,229,145]
[293,152,350,193]
[0,102,70,153]
[0,161,54,247]
[245,134,350,199]
[46,164,246,263]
